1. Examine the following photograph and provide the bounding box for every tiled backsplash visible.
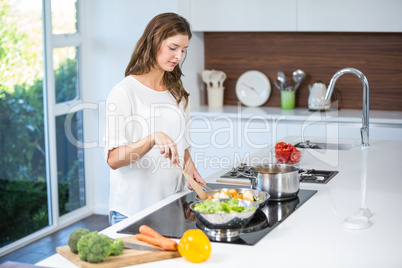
[204,32,402,111]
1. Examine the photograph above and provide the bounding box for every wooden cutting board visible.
[56,236,181,268]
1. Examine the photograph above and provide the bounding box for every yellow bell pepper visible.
[178,229,211,263]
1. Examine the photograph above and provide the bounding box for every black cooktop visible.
[118,184,317,246]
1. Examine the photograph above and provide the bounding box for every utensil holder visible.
[207,86,224,108]
[281,90,295,109]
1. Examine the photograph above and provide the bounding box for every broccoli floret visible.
[68,228,90,253]
[110,238,124,256]
[77,231,112,263]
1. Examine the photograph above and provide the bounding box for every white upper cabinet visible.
[297,0,402,32]
[190,0,297,32]
[189,0,402,32]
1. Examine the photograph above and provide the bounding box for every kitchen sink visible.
[294,141,357,151]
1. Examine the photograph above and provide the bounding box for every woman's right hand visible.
[152,132,179,166]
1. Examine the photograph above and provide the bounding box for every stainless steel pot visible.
[248,164,304,201]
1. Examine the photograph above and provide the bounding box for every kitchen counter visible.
[37,138,402,268]
[191,105,402,126]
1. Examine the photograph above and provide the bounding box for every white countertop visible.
[37,138,402,268]
[191,105,402,125]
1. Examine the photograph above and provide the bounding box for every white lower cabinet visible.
[370,124,402,141]
[287,121,402,142]
[190,114,402,178]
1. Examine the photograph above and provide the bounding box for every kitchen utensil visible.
[277,71,296,92]
[202,69,226,108]
[225,164,306,200]
[176,164,208,200]
[120,241,164,251]
[292,69,306,90]
[210,71,223,88]
[308,80,331,110]
[56,236,180,267]
[277,71,286,85]
[250,164,302,200]
[203,70,226,88]
[274,78,282,91]
[190,198,258,229]
[217,72,227,87]
[195,188,270,209]
[201,70,213,88]
[284,77,292,88]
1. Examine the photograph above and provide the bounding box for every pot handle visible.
[239,172,257,179]
[298,168,308,181]
[298,168,308,176]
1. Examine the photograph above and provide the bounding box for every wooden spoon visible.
[176,164,208,200]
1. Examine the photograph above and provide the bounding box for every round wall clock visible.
[235,70,271,107]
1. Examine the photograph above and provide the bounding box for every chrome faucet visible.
[325,68,369,147]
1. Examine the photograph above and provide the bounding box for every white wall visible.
[82,0,204,215]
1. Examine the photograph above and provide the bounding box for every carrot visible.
[136,225,178,250]
[135,234,178,251]
[139,225,164,238]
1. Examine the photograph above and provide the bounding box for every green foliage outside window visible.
[0,62,78,247]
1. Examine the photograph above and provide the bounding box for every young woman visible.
[104,13,206,225]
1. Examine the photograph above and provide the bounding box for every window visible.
[53,46,80,103]
[0,0,87,255]
[51,0,78,34]
[48,0,86,220]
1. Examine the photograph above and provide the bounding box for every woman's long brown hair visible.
[125,13,192,110]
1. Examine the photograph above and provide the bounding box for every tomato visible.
[275,142,288,150]
[287,143,298,151]
[275,149,290,163]
[290,150,302,163]
[178,229,211,263]
[275,142,302,164]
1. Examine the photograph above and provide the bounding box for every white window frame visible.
[43,0,91,226]
[0,0,92,257]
